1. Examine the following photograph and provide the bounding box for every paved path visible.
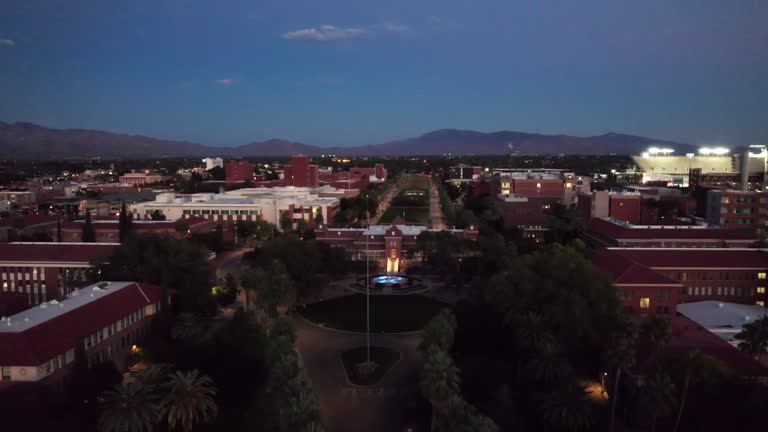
[372,180,400,224]
[294,317,424,432]
[429,181,447,230]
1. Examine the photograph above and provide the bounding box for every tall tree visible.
[672,350,703,432]
[82,209,96,242]
[420,347,461,415]
[56,213,62,242]
[641,315,672,348]
[118,201,131,242]
[608,332,636,432]
[314,211,324,226]
[420,309,458,353]
[734,316,768,360]
[639,371,676,432]
[536,383,593,432]
[280,212,293,232]
[98,382,159,432]
[240,266,268,313]
[161,370,218,432]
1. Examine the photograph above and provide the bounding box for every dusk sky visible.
[1,0,766,148]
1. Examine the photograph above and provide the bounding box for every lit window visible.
[536,183,541,188]
[640,298,650,309]
[757,301,765,307]
[758,287,766,294]
[758,272,766,280]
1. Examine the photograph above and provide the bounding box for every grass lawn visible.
[300,294,448,332]
[379,206,429,224]
[340,346,402,386]
[400,174,432,190]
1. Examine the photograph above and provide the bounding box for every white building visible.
[203,157,224,171]
[129,186,342,229]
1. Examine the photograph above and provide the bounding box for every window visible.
[1,366,10,381]
[758,287,766,294]
[640,298,650,309]
[758,272,766,280]
[757,301,765,307]
[202,210,210,215]
[183,209,191,215]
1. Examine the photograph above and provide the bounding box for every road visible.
[294,317,425,432]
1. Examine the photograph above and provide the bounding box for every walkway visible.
[294,317,425,432]
[372,179,400,224]
[429,181,447,230]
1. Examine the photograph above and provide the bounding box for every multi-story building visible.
[130,187,342,230]
[58,217,213,243]
[316,222,478,273]
[203,157,224,170]
[0,191,36,207]
[0,215,59,242]
[224,160,255,183]
[586,218,758,249]
[118,173,164,186]
[705,189,768,234]
[595,247,768,316]
[0,243,117,309]
[0,281,164,384]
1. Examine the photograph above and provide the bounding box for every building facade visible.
[316,223,479,272]
[0,243,117,310]
[0,281,163,384]
[706,189,768,234]
[586,218,758,249]
[58,217,213,242]
[225,160,255,183]
[118,173,164,186]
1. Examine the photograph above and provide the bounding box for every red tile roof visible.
[607,248,768,268]
[634,315,768,377]
[594,249,680,285]
[0,243,117,263]
[587,218,757,241]
[0,282,162,365]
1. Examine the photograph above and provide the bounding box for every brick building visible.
[118,173,164,186]
[225,160,255,183]
[706,189,768,235]
[0,281,164,384]
[58,217,213,243]
[585,218,758,249]
[0,243,117,310]
[595,248,768,316]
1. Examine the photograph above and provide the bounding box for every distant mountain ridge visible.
[0,121,696,159]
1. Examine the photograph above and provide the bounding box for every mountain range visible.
[0,121,696,159]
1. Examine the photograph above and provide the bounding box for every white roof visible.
[0,282,137,333]
[677,301,767,342]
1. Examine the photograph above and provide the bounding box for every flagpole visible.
[366,199,371,363]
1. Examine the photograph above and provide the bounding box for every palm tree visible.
[281,380,324,432]
[522,348,573,386]
[672,350,702,432]
[511,311,556,354]
[161,370,218,432]
[438,396,499,432]
[421,347,461,406]
[734,316,768,360]
[640,371,676,432]
[98,382,159,432]
[240,266,268,313]
[607,335,635,432]
[536,383,593,432]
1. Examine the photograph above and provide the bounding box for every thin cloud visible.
[382,21,409,34]
[0,39,15,47]
[282,25,369,42]
[215,78,235,86]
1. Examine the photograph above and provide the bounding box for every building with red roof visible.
[0,281,164,384]
[586,218,758,249]
[0,215,58,242]
[0,242,117,311]
[58,216,213,243]
[594,247,768,316]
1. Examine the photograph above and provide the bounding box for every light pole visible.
[365,201,371,363]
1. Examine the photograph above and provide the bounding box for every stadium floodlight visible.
[698,147,730,156]
[647,147,674,155]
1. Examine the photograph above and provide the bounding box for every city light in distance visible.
[698,147,730,155]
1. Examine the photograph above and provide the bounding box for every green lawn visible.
[400,174,432,190]
[300,294,448,332]
[379,206,429,224]
[340,346,402,386]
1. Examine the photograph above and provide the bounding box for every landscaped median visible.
[340,346,402,386]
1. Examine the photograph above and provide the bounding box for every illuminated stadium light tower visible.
[643,147,675,157]
[748,144,768,190]
[698,147,730,156]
